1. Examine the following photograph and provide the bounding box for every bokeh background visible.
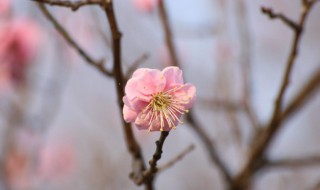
[1,0,320,189]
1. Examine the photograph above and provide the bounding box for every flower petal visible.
[126,68,166,98]
[174,83,196,109]
[123,105,138,123]
[134,112,152,130]
[162,66,183,89]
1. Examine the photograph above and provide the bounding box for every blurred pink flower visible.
[123,66,196,132]
[5,129,40,190]
[37,140,77,181]
[0,19,44,84]
[5,148,31,189]
[133,0,160,13]
[0,0,11,16]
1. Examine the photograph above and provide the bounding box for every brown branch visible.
[281,68,320,123]
[308,180,320,190]
[158,144,195,173]
[186,113,232,184]
[231,2,318,189]
[37,3,113,77]
[100,1,150,189]
[136,131,170,187]
[125,53,149,79]
[261,7,301,31]
[264,156,320,168]
[158,0,179,67]
[158,0,232,185]
[234,0,260,133]
[199,98,244,111]
[32,0,101,11]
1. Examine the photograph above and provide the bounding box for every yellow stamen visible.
[142,86,191,131]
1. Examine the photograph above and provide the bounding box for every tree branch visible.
[158,0,179,67]
[199,98,244,111]
[32,0,101,11]
[37,3,113,77]
[136,131,170,187]
[186,113,232,184]
[100,1,149,189]
[264,156,320,168]
[158,144,195,173]
[261,7,301,31]
[281,68,320,123]
[231,2,318,189]
[158,0,232,185]
[125,53,149,79]
[234,0,260,133]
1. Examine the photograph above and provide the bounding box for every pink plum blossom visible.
[133,0,160,13]
[37,139,77,181]
[123,66,196,132]
[0,0,11,16]
[0,19,43,85]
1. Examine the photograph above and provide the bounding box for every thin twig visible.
[32,0,101,11]
[199,98,244,111]
[281,68,320,123]
[125,53,149,79]
[158,0,232,185]
[261,7,301,31]
[158,0,179,67]
[231,2,318,189]
[186,113,232,184]
[264,156,320,168]
[37,3,113,77]
[234,0,260,133]
[158,144,195,173]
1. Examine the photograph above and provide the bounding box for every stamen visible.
[146,86,190,131]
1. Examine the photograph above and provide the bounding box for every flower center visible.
[142,85,190,132]
[151,92,170,110]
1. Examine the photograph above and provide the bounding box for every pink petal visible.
[134,112,176,132]
[174,83,196,109]
[123,105,138,122]
[125,68,165,109]
[130,68,166,95]
[162,66,184,90]
[134,112,151,130]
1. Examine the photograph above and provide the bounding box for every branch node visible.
[261,6,301,31]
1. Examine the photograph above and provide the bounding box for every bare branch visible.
[199,98,244,111]
[125,53,149,79]
[37,3,113,77]
[158,0,179,67]
[231,2,319,189]
[234,0,260,133]
[136,131,170,187]
[282,68,320,123]
[264,156,320,168]
[158,0,232,185]
[100,1,149,188]
[32,0,101,11]
[158,144,195,173]
[261,7,301,31]
[186,113,232,184]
